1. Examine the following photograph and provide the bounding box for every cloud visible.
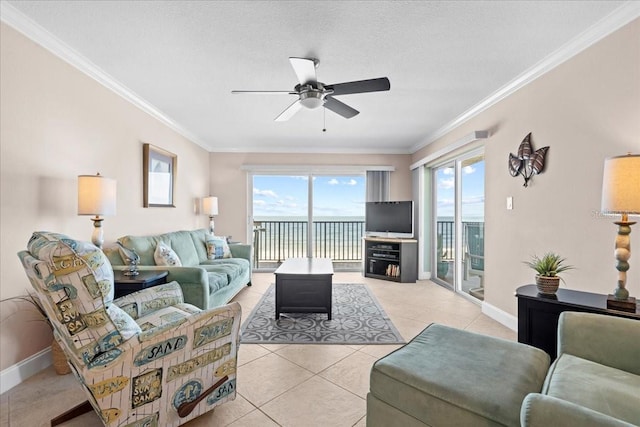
[442,168,454,175]
[439,177,455,189]
[328,178,339,185]
[254,188,278,198]
[254,200,266,206]
[346,179,357,186]
[463,165,476,174]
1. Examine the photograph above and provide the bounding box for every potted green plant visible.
[436,234,449,280]
[524,252,574,295]
[1,293,71,375]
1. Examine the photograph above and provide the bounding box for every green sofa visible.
[105,229,251,310]
[368,312,639,427]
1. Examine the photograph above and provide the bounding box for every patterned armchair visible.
[18,231,241,426]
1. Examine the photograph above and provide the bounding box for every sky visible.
[252,160,485,220]
[253,175,365,218]
[436,159,485,220]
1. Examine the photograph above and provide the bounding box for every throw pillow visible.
[154,241,182,266]
[206,236,231,259]
[107,304,142,340]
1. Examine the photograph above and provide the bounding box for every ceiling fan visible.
[231,57,390,121]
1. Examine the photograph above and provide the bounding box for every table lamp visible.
[78,173,116,248]
[203,196,219,235]
[600,154,640,312]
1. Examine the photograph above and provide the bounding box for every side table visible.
[515,284,640,360]
[114,270,169,298]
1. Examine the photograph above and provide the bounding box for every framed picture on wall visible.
[143,143,177,207]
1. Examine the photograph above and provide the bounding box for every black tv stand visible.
[364,237,417,283]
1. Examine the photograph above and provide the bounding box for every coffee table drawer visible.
[277,277,332,310]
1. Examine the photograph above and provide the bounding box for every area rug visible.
[240,283,405,344]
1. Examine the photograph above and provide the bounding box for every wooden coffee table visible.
[274,258,334,320]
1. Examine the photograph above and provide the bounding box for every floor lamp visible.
[203,196,219,235]
[78,173,116,249]
[601,154,640,312]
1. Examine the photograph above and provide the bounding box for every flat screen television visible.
[365,201,414,238]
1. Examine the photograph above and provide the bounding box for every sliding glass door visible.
[432,150,485,300]
[251,174,365,270]
[460,154,485,300]
[434,163,455,288]
[252,175,309,267]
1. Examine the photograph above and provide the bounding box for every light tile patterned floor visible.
[1,272,516,426]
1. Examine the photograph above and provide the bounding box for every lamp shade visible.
[601,154,640,215]
[202,196,219,216]
[78,174,117,216]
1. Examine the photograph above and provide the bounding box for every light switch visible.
[507,196,513,210]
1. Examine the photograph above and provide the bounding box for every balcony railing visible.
[437,221,484,261]
[253,220,365,267]
[251,220,483,268]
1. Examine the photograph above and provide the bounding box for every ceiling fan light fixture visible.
[299,91,324,109]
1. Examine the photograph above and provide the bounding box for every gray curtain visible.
[366,171,390,202]
[412,168,421,241]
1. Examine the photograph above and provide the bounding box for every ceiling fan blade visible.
[231,90,297,95]
[289,57,317,85]
[275,99,303,121]
[326,77,390,96]
[323,96,359,119]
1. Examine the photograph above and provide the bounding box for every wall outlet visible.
[507,196,513,210]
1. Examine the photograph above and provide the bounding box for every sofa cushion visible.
[119,230,201,267]
[154,241,182,266]
[207,272,230,293]
[189,229,211,263]
[370,323,550,427]
[543,353,640,425]
[201,258,249,282]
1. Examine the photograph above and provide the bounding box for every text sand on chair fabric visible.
[241,284,405,344]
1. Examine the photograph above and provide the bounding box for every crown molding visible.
[0,2,209,151]
[208,143,412,155]
[410,2,640,153]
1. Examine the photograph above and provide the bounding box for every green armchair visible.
[521,311,640,426]
[367,312,639,427]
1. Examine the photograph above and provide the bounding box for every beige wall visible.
[413,19,640,317]
[209,153,413,243]
[0,23,211,370]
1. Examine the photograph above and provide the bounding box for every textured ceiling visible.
[3,1,632,153]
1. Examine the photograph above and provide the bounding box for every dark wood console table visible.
[516,284,640,359]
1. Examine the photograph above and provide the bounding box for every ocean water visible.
[251,216,484,262]
[253,216,365,261]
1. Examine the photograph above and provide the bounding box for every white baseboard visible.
[419,271,432,280]
[0,347,52,394]
[482,301,518,332]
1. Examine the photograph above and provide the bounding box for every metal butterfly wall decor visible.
[508,133,549,187]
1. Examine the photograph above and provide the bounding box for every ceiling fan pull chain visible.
[323,108,327,132]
